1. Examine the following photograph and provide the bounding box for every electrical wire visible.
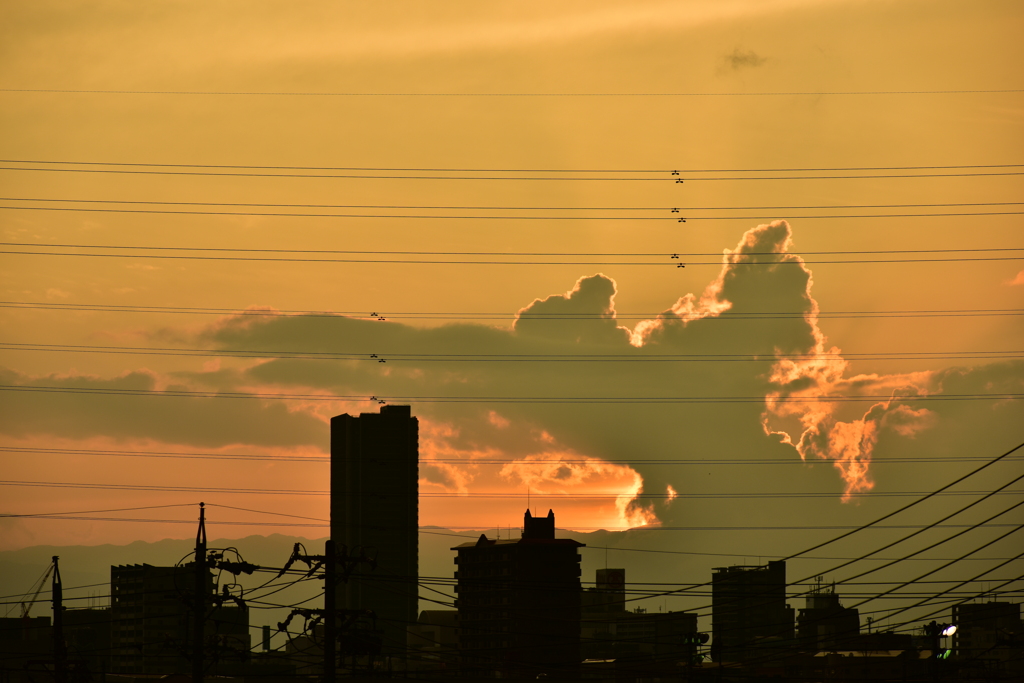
[3,165,1024,181]
[4,204,1024,220]
[2,499,1019,564]
[3,509,1020,533]
[601,520,1023,665]
[4,195,1024,210]
[1,384,1018,403]
[3,480,1020,500]
[596,440,1024,609]
[3,444,1020,466]
[5,245,1022,264]
[4,159,1024,173]
[2,341,1021,364]
[663,494,1024,657]
[4,299,1018,321]
[845,525,1024,613]
[7,241,1023,257]
[0,502,199,517]
[4,88,1023,95]
[780,440,1024,563]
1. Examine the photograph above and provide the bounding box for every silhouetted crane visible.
[17,559,56,618]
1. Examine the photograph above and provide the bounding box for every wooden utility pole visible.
[52,555,67,683]
[193,503,207,683]
[324,539,337,683]
[277,541,373,682]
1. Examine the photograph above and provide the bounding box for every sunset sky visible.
[1,0,1023,626]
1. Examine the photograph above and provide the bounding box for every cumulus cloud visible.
[648,220,936,501]
[515,274,631,345]
[193,220,969,518]
[5,221,1021,532]
[616,219,945,503]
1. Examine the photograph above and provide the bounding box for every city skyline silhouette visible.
[1,0,1022,679]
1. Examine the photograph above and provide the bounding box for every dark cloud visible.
[723,47,767,70]
[0,367,325,448]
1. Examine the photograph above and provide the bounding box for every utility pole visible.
[276,542,374,682]
[52,555,67,683]
[194,502,207,683]
[324,540,337,683]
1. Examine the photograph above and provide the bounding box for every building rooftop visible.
[452,510,585,549]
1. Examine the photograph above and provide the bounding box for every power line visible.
[3,342,1019,363]
[3,88,1023,95]
[6,241,1022,257]
[599,439,1024,620]
[1,479,1020,501]
[0,582,109,603]
[5,445,1016,467]
[2,510,1017,532]
[845,523,1024,613]
[581,543,1019,563]
[214,505,1014,565]
[2,165,1023,181]
[0,503,199,517]
[18,571,1016,607]
[5,205,1024,221]
[610,456,1024,627]
[207,503,328,523]
[6,493,1015,602]
[805,495,1024,598]
[878,577,1024,656]
[1,384,1018,403]
[782,440,1024,563]
[20,501,1019,564]
[7,246,1019,264]
[4,195,1024,209]
[703,539,1024,672]
[2,300,1020,320]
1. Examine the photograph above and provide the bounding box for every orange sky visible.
[1,0,1022,594]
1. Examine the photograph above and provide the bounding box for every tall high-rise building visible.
[711,560,794,663]
[331,404,419,656]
